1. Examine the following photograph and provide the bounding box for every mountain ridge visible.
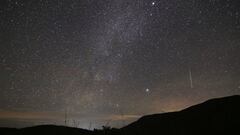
[121,95,240,135]
[1,95,240,135]
[131,95,240,122]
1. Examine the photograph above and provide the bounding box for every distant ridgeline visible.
[1,95,240,135]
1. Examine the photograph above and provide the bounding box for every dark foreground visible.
[1,95,240,135]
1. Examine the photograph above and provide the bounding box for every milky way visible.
[0,0,240,129]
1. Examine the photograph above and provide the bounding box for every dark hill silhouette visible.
[0,125,93,135]
[121,95,240,135]
[1,95,240,135]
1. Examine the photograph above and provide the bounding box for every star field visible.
[0,0,240,129]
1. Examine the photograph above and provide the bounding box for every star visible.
[151,1,155,6]
[145,88,150,93]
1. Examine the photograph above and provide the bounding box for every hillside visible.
[1,95,240,135]
[121,95,240,135]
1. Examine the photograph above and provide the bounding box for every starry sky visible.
[0,0,240,129]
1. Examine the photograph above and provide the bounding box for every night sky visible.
[0,0,240,129]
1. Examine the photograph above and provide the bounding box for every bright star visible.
[146,88,150,93]
[151,1,155,6]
